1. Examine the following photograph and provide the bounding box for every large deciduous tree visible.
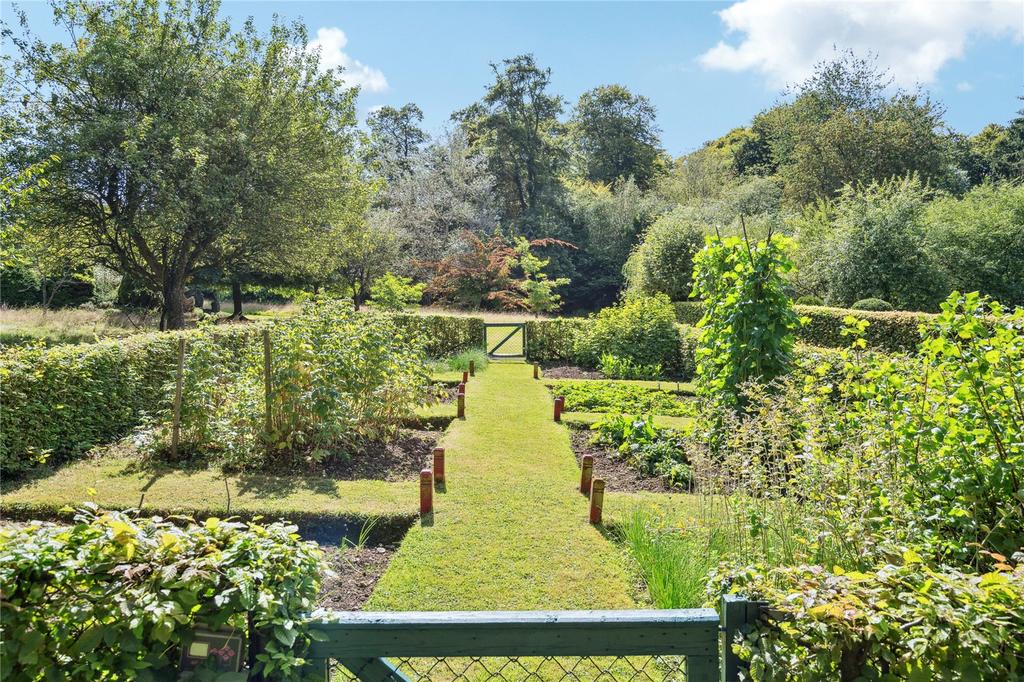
[366,103,427,183]
[570,85,663,190]
[7,0,360,328]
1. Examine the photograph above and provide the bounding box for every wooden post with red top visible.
[580,455,594,495]
[589,478,605,524]
[457,382,466,394]
[420,469,433,515]
[433,447,445,483]
[553,396,564,422]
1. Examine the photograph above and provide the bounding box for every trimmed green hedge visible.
[674,301,931,353]
[387,313,485,358]
[0,326,259,476]
[525,318,589,363]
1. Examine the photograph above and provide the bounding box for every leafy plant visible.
[370,273,425,311]
[598,353,662,380]
[573,294,681,373]
[850,297,892,311]
[0,506,324,680]
[441,349,489,373]
[591,414,692,488]
[556,381,688,416]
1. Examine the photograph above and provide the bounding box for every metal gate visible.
[485,323,526,358]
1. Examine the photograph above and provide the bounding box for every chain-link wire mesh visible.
[327,655,688,681]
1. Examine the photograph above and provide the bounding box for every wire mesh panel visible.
[328,655,689,681]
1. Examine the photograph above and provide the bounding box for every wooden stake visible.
[589,478,605,524]
[553,396,564,422]
[457,391,466,419]
[469,360,475,377]
[580,454,594,495]
[433,447,445,483]
[420,469,433,515]
[462,371,469,384]
[170,337,185,459]
[533,363,539,380]
[458,382,466,395]
[262,329,273,434]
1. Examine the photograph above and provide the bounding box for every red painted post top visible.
[580,454,594,495]
[458,382,466,394]
[553,396,564,422]
[589,478,605,524]
[420,469,433,515]
[462,371,469,384]
[433,447,445,483]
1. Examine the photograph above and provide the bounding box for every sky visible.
[3,0,1023,155]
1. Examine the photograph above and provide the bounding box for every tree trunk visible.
[209,290,220,313]
[162,276,187,330]
[231,281,243,318]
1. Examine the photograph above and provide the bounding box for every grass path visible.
[367,362,636,610]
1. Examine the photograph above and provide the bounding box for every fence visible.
[301,595,762,681]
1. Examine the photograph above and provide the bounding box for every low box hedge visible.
[674,301,932,353]
[387,313,485,358]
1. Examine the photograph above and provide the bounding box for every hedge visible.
[709,560,1024,681]
[674,301,931,353]
[0,326,260,477]
[386,313,485,358]
[525,318,589,363]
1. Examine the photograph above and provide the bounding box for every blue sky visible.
[4,0,1023,155]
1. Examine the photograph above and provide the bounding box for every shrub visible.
[850,297,893,311]
[794,294,823,306]
[598,353,661,380]
[143,300,432,470]
[573,295,681,373]
[0,507,324,680]
[623,207,706,301]
[691,233,800,407]
[708,560,1024,681]
[386,313,485,358]
[369,273,425,311]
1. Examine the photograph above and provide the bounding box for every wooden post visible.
[457,391,466,419]
[580,454,594,495]
[170,337,185,459]
[553,396,564,422]
[720,595,762,682]
[589,478,605,524]
[462,370,469,384]
[533,363,539,380]
[433,447,445,483]
[458,381,466,395]
[262,329,273,434]
[420,469,433,515]
[469,360,475,377]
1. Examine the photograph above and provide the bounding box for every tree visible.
[513,237,570,316]
[8,0,360,328]
[624,206,707,301]
[453,54,566,227]
[366,104,427,182]
[991,101,1024,181]
[570,85,663,190]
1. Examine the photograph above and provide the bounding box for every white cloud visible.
[307,27,388,93]
[699,0,1024,88]
[956,80,974,92]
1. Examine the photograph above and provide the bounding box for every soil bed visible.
[539,363,603,380]
[569,429,671,493]
[318,544,396,610]
[259,429,438,481]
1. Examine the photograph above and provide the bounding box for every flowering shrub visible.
[0,506,324,680]
[708,558,1024,681]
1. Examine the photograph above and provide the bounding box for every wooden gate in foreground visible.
[302,596,763,681]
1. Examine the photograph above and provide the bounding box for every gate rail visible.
[485,323,526,358]
[303,596,763,681]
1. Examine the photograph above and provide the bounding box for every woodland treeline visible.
[2,0,1022,328]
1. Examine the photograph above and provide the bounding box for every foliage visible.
[574,294,681,373]
[926,181,1024,307]
[598,354,661,380]
[708,559,1024,682]
[440,349,489,373]
[794,295,823,306]
[387,313,485,359]
[616,508,726,608]
[142,300,432,470]
[366,103,427,181]
[556,381,688,416]
[849,297,893,311]
[570,85,663,190]
[370,273,425,311]
[623,206,707,301]
[591,414,692,488]
[9,0,362,328]
[513,237,570,315]
[791,177,948,311]
[0,507,324,680]
[523,318,589,364]
[691,229,800,407]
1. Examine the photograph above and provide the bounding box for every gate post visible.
[720,595,762,681]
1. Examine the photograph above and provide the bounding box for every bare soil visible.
[569,429,671,493]
[286,430,437,481]
[318,544,396,610]
[540,363,603,380]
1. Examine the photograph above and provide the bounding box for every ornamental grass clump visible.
[0,506,324,680]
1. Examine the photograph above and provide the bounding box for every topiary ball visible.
[851,297,894,312]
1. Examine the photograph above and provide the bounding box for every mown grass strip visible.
[367,363,636,611]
